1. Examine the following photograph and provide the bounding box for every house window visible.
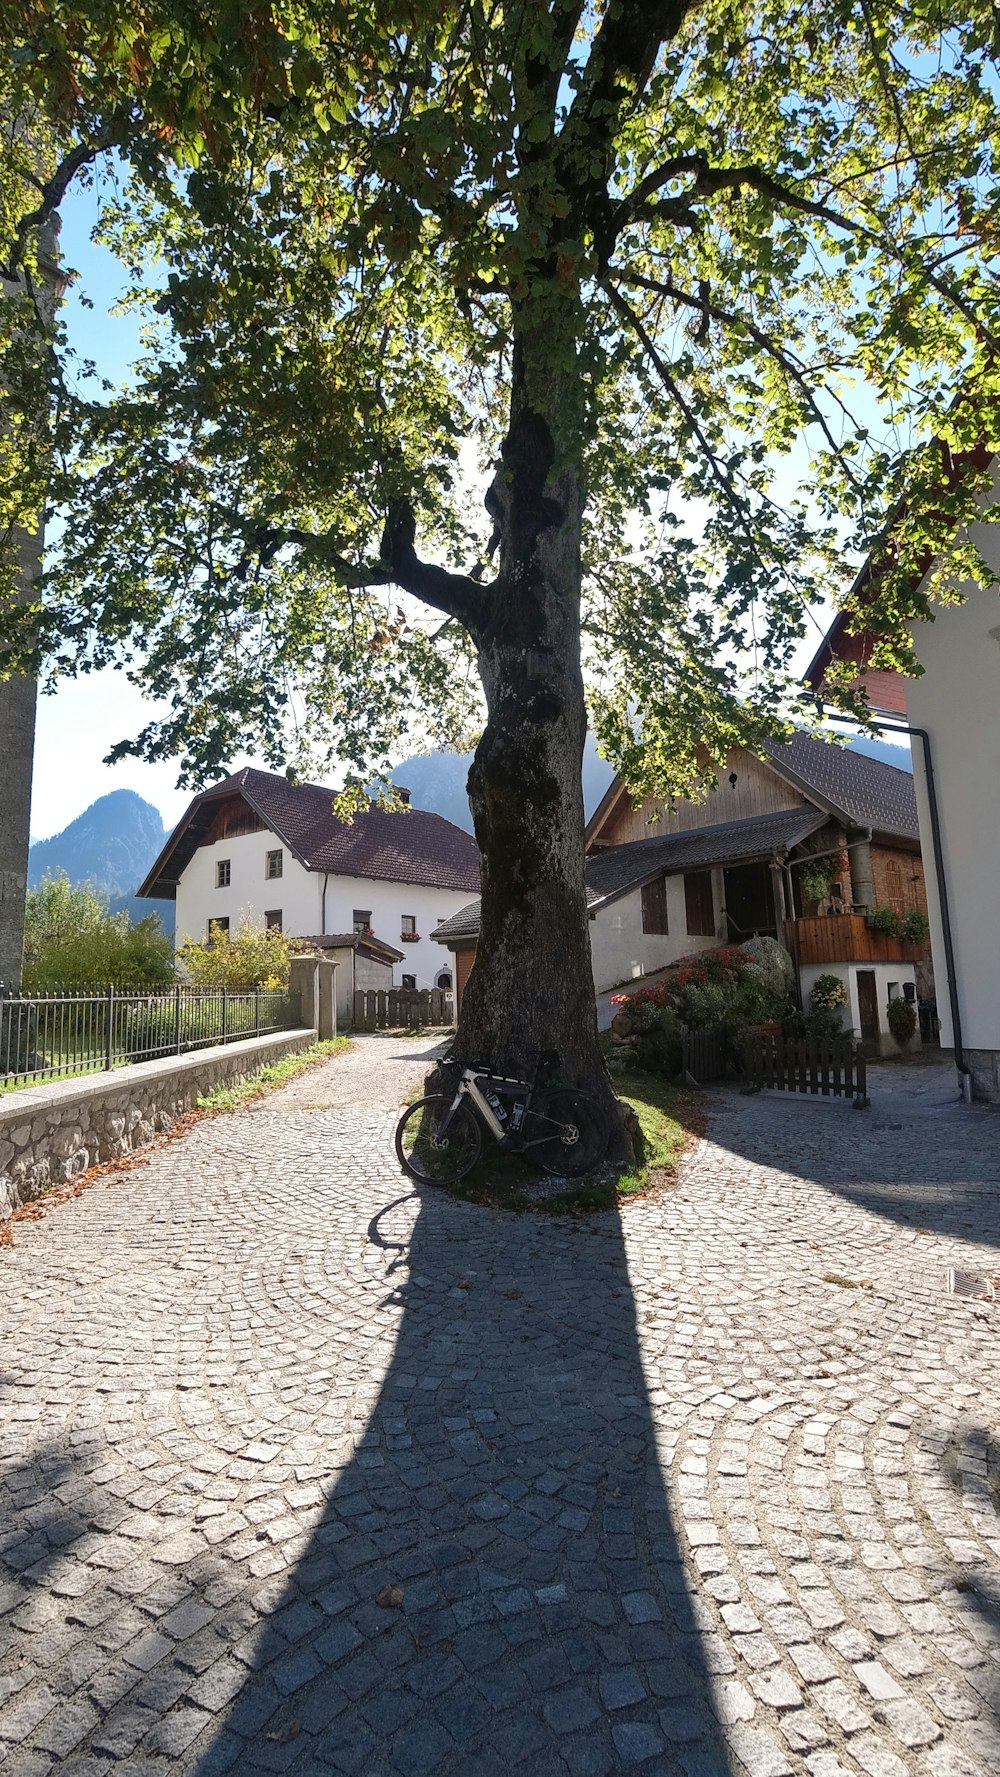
[207,916,230,943]
[216,859,231,888]
[640,876,668,935]
[401,973,416,990]
[265,910,283,931]
[265,848,283,880]
[684,870,715,937]
[353,909,372,933]
[401,914,416,936]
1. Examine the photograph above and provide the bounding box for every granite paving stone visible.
[2,1041,1000,1774]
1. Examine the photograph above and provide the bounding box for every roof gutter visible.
[818,711,971,1100]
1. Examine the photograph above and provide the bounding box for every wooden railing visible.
[353,987,454,1031]
[743,1032,868,1105]
[788,914,927,967]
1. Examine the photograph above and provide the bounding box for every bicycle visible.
[394,1050,608,1186]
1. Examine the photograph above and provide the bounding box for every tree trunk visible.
[455,318,635,1157]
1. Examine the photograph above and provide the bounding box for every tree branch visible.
[2,128,123,280]
[617,156,998,347]
[252,503,488,630]
[614,268,866,491]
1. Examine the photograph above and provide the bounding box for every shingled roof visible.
[138,767,480,900]
[761,732,918,841]
[432,806,827,945]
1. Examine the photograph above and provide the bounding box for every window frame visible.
[265,848,284,880]
[207,915,230,943]
[216,858,231,888]
[401,973,417,991]
[353,909,372,933]
[401,914,417,936]
[264,909,283,932]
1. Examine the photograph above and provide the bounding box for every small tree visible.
[177,918,291,988]
[22,871,174,989]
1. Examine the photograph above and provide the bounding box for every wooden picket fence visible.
[743,1032,868,1105]
[353,987,454,1031]
[681,1027,728,1084]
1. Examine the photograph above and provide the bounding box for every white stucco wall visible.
[799,961,917,1052]
[174,828,322,947]
[902,564,1000,1059]
[589,871,724,993]
[174,833,472,992]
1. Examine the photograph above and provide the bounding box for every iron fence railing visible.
[0,983,301,1090]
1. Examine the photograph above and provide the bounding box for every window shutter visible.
[641,877,668,935]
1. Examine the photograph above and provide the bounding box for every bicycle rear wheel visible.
[394,1095,482,1185]
[530,1088,608,1177]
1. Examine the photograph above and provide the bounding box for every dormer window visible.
[265,849,283,880]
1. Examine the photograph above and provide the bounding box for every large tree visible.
[3,0,1000,1133]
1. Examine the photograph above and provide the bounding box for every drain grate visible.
[947,1268,997,1301]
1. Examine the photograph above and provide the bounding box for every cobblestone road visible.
[2,1040,1000,1777]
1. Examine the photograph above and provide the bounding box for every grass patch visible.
[196,1038,351,1112]
[424,1067,705,1216]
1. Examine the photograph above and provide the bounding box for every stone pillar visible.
[290,956,320,1034]
[849,836,875,913]
[316,960,339,1040]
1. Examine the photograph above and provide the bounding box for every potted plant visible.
[810,973,849,1015]
[799,861,835,913]
[400,930,421,942]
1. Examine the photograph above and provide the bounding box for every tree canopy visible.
[3,0,999,805]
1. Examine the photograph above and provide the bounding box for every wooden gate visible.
[681,1027,728,1083]
[743,1033,868,1105]
[353,987,454,1031]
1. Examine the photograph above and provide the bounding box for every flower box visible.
[400,932,420,943]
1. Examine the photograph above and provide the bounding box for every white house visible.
[808,496,1000,1100]
[138,767,480,1010]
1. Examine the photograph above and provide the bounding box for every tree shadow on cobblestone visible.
[192,1187,738,1777]
[706,1090,1000,1253]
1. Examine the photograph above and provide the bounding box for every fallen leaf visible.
[376,1584,404,1609]
[265,1720,300,1744]
[456,1278,471,1290]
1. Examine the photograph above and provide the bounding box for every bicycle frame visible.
[441,1067,565,1150]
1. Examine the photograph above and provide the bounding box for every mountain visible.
[842,733,912,772]
[391,737,617,832]
[28,790,174,932]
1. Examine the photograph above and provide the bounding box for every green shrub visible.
[887,996,917,1045]
[177,917,291,987]
[22,873,174,990]
[632,1005,684,1076]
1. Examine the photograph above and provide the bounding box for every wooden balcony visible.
[787,914,929,967]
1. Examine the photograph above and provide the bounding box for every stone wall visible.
[0,1027,316,1218]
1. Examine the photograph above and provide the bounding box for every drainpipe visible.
[818,712,972,1101]
[321,873,329,937]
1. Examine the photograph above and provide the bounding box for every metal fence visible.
[0,983,300,1089]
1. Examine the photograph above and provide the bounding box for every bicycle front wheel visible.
[394,1095,482,1185]
[530,1089,608,1177]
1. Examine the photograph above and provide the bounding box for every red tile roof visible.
[138,767,480,900]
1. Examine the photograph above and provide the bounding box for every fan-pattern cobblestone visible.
[1,1039,999,1777]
